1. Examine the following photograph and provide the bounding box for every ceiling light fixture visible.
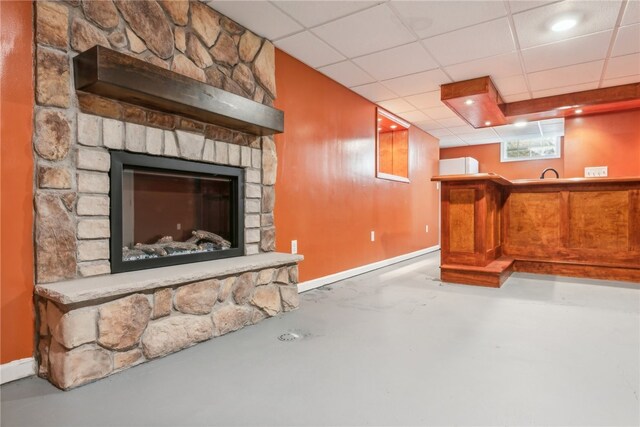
[551,18,577,32]
[558,105,572,110]
[484,121,491,126]
[514,121,527,128]
[464,99,474,105]
[378,127,382,131]
[390,125,398,129]
[378,118,382,122]
[575,109,583,114]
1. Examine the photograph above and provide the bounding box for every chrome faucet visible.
[539,168,559,179]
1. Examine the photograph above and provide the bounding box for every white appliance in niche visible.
[439,157,479,175]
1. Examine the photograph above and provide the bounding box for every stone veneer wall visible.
[38,263,299,389]
[33,0,278,284]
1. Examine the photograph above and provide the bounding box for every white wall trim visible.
[1,357,36,385]
[298,245,440,293]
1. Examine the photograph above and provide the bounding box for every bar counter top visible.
[432,173,640,186]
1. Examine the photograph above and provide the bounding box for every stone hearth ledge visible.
[36,253,303,306]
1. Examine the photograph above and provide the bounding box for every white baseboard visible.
[1,357,36,385]
[298,245,440,293]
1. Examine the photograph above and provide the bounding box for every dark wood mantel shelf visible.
[73,46,284,136]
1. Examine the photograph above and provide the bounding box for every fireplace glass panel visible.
[122,167,236,262]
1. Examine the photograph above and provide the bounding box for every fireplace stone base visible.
[35,253,302,390]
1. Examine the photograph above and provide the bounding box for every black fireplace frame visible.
[110,151,245,273]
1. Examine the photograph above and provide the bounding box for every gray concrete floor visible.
[2,251,639,426]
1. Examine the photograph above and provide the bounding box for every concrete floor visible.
[2,251,639,426]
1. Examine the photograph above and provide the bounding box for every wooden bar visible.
[73,46,284,136]
[432,174,640,286]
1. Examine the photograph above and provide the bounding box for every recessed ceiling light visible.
[575,109,583,114]
[390,125,397,129]
[464,99,474,105]
[551,18,577,32]
[514,121,527,128]
[378,127,382,131]
[377,118,382,122]
[484,121,491,126]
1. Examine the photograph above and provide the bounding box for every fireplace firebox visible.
[110,152,245,273]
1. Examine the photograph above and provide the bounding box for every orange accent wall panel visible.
[1,0,35,364]
[564,110,640,178]
[273,50,440,282]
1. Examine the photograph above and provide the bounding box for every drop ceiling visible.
[209,0,640,147]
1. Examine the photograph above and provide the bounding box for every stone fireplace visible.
[32,0,301,390]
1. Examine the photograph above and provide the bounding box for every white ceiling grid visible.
[210,0,640,147]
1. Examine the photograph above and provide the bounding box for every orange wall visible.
[274,50,440,282]
[564,109,640,178]
[1,1,35,364]
[440,142,565,180]
[440,109,640,179]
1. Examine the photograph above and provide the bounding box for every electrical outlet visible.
[176,223,181,230]
[370,231,375,242]
[585,166,608,177]
[291,240,297,254]
[425,225,429,233]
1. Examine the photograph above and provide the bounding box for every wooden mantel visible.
[432,173,640,286]
[73,46,284,136]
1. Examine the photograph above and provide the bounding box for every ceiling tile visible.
[494,123,542,139]
[521,30,612,73]
[601,74,640,87]
[377,98,416,114]
[423,18,516,66]
[273,1,378,28]
[437,117,470,129]
[422,105,458,120]
[275,31,345,68]
[439,137,467,148]
[508,1,559,14]
[448,124,479,135]
[527,60,604,91]
[463,137,502,145]
[350,82,397,102]
[605,53,640,79]
[390,1,507,39]
[532,81,599,97]
[398,110,430,123]
[317,61,375,87]
[427,128,453,137]
[353,42,438,81]
[502,92,532,102]
[381,69,451,97]
[494,74,529,95]
[512,0,622,49]
[413,119,444,131]
[312,4,415,58]
[540,123,565,137]
[208,1,302,40]
[444,52,524,81]
[456,128,501,139]
[612,24,640,57]
[405,90,442,110]
[621,0,640,26]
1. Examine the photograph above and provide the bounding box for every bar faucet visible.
[539,168,559,179]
